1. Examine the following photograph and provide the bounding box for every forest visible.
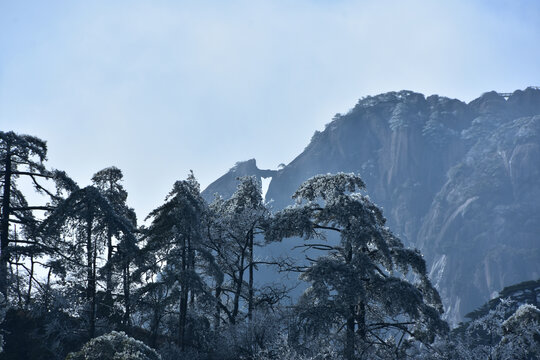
[0,130,539,360]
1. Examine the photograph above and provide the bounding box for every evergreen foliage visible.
[66,331,161,360]
[0,131,74,299]
[0,130,537,359]
[266,173,448,359]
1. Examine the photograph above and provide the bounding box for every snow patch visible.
[429,254,447,289]
[261,176,271,200]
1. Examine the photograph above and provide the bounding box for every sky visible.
[1,0,540,218]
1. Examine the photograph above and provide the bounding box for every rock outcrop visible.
[201,159,276,203]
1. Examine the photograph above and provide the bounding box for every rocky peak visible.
[201,159,276,202]
[506,86,540,117]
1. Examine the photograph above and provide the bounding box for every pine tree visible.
[265,173,448,359]
[66,331,160,360]
[495,304,540,359]
[42,186,136,338]
[91,167,138,327]
[206,176,268,325]
[141,173,218,350]
[0,131,75,299]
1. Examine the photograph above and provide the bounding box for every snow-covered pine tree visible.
[495,304,540,359]
[265,173,448,360]
[205,176,269,325]
[140,173,219,351]
[91,167,138,327]
[42,185,136,338]
[66,331,161,360]
[0,131,75,300]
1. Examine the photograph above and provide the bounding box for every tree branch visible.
[11,171,53,179]
[313,224,342,232]
[11,206,54,211]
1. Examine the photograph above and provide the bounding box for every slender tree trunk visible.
[188,234,195,305]
[248,229,254,321]
[345,307,355,360]
[232,250,246,324]
[357,301,366,340]
[0,147,12,297]
[25,253,34,307]
[214,285,221,330]
[179,286,188,350]
[105,226,113,311]
[15,258,22,307]
[44,267,52,311]
[92,231,97,336]
[344,238,355,360]
[14,225,22,306]
[86,209,96,338]
[179,235,188,350]
[150,306,161,349]
[123,260,131,329]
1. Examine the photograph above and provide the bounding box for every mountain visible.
[201,159,276,203]
[203,87,540,324]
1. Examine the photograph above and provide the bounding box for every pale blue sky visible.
[1,0,539,217]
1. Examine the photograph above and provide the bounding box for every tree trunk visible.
[123,260,131,329]
[86,209,96,338]
[357,300,366,340]
[14,225,22,306]
[188,234,195,305]
[0,147,12,297]
[214,285,221,330]
[105,226,113,312]
[179,235,188,350]
[232,250,246,324]
[91,230,97,338]
[179,285,188,350]
[345,307,356,360]
[150,306,161,349]
[344,238,355,360]
[15,257,22,306]
[248,229,254,321]
[25,253,34,307]
[44,267,52,311]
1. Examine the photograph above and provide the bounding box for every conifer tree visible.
[0,131,75,298]
[265,173,448,359]
[43,185,136,338]
[206,176,268,325]
[91,167,137,326]
[141,173,219,350]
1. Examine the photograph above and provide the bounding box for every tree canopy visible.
[266,173,448,359]
[4,130,538,360]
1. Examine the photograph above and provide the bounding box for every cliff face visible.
[204,87,540,324]
[266,90,474,246]
[419,112,540,324]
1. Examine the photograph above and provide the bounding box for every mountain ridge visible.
[202,87,540,324]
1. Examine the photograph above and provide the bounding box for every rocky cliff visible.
[201,159,276,203]
[203,87,540,324]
